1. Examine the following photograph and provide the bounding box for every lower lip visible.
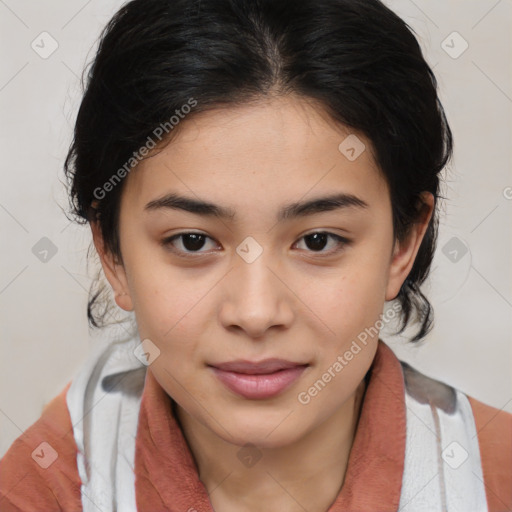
[210,365,308,400]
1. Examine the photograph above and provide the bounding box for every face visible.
[92,95,432,449]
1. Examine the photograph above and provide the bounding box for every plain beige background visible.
[1,0,511,457]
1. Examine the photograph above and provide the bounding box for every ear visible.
[90,219,134,312]
[385,192,435,301]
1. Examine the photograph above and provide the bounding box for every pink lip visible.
[209,359,309,399]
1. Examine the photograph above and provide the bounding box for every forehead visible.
[121,95,389,216]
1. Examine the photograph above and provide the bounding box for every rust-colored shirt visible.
[1,340,511,511]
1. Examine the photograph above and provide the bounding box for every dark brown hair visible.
[63,0,453,341]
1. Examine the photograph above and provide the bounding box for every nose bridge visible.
[219,242,293,336]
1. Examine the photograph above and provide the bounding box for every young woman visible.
[1,0,510,511]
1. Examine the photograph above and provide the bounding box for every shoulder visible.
[399,359,512,512]
[0,383,82,512]
[467,394,512,512]
[400,358,512,430]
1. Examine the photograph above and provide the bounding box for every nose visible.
[218,254,294,339]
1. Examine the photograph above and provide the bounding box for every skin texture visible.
[91,95,434,512]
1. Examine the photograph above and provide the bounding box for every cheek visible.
[315,254,389,340]
[134,284,210,346]
[124,243,212,337]
[131,271,210,401]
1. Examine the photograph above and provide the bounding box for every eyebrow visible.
[144,192,369,222]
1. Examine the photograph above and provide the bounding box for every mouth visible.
[208,359,309,400]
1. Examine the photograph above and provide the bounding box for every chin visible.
[215,410,308,449]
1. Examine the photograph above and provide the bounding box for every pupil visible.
[306,233,327,251]
[183,234,205,251]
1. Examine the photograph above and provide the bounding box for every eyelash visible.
[160,231,350,259]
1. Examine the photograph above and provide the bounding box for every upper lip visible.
[209,358,308,374]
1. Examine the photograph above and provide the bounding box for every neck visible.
[175,377,368,512]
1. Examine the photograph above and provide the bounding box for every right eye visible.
[161,232,220,257]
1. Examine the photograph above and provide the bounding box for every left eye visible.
[161,231,348,257]
[293,232,348,254]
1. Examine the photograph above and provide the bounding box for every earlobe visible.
[385,192,434,301]
[113,290,133,311]
[90,220,134,312]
